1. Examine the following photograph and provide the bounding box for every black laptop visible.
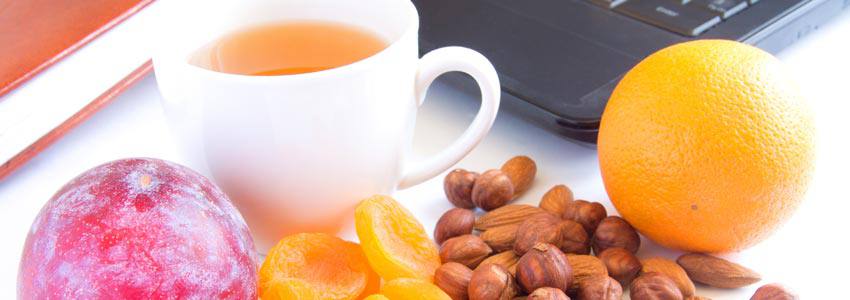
[412,0,847,143]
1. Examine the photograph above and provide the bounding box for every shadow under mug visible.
[153,0,501,251]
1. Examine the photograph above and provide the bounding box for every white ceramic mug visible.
[153,0,500,251]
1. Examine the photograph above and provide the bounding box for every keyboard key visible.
[615,0,721,36]
[590,0,628,9]
[694,0,748,19]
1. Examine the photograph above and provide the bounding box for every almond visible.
[480,224,519,252]
[475,204,545,231]
[479,251,519,275]
[641,257,695,297]
[750,283,798,300]
[676,253,761,288]
[538,185,574,215]
[500,156,536,198]
[566,255,608,292]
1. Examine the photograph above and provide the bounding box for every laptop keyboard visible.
[592,0,757,36]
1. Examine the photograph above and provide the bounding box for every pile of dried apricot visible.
[259,233,379,299]
[259,195,450,299]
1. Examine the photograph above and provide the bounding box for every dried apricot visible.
[356,195,441,281]
[260,233,380,300]
[363,295,390,300]
[381,278,452,300]
[261,278,320,300]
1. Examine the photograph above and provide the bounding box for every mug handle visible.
[398,47,501,189]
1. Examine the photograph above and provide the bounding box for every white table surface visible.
[2,12,850,299]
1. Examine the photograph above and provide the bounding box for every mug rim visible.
[160,0,420,83]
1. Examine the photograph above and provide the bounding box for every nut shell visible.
[514,213,563,255]
[472,170,515,211]
[515,243,572,293]
[445,169,479,209]
[469,264,517,300]
[591,216,640,255]
[630,272,683,300]
[435,208,476,245]
[441,235,493,269]
[597,247,641,287]
[435,262,473,300]
[577,275,622,300]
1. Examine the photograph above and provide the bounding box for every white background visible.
[1,10,849,300]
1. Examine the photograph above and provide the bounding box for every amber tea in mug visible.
[190,21,388,76]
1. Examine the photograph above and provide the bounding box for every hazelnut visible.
[469,263,517,300]
[479,251,519,276]
[562,200,607,235]
[445,169,479,209]
[558,220,590,255]
[750,283,798,300]
[597,247,641,287]
[480,224,519,252]
[515,243,572,293]
[435,262,473,300]
[441,235,493,269]
[630,272,683,300]
[472,170,515,211]
[528,287,570,300]
[514,213,562,255]
[591,216,640,255]
[435,208,476,245]
[538,185,574,216]
[577,275,623,300]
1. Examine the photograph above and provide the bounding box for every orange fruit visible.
[355,195,441,282]
[598,40,815,253]
[259,233,380,300]
[380,278,452,300]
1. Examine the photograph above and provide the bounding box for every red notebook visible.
[0,0,153,97]
[0,0,156,180]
